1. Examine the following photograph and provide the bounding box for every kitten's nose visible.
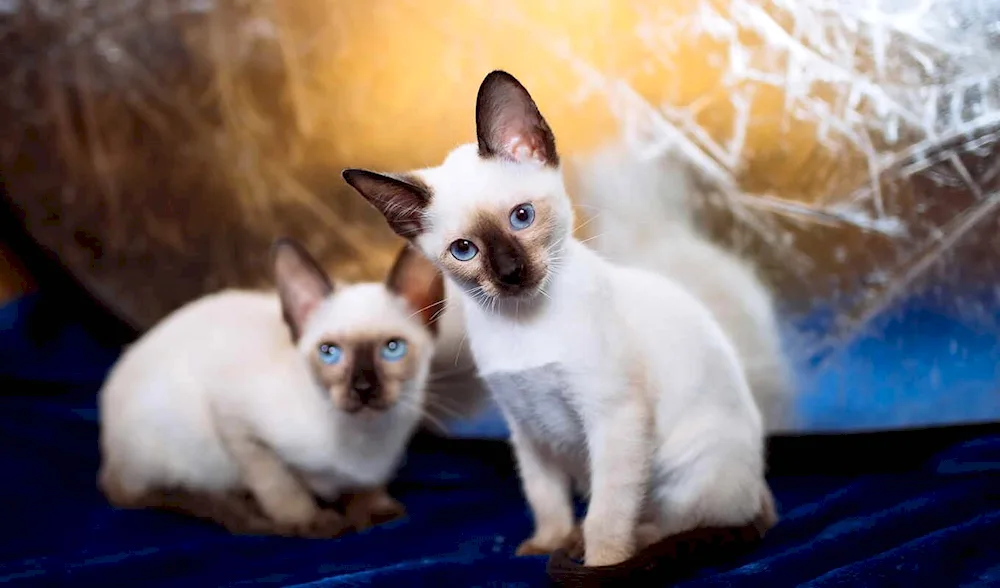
[497,258,525,286]
[485,232,530,290]
[351,371,378,403]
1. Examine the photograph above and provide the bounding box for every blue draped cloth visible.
[2,292,999,587]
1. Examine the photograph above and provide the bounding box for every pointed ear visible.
[271,238,333,340]
[476,70,559,167]
[386,244,446,335]
[342,169,432,239]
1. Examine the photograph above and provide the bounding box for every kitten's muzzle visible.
[351,371,378,402]
[485,233,537,295]
[343,353,389,412]
[495,257,526,287]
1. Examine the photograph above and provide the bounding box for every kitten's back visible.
[98,290,297,498]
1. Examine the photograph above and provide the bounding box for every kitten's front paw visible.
[516,526,583,559]
[584,541,634,567]
[294,509,350,538]
[343,489,407,531]
[582,515,636,566]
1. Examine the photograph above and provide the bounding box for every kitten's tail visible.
[568,143,698,257]
[546,521,769,587]
[567,143,796,432]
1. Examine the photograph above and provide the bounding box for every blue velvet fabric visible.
[2,292,1000,587]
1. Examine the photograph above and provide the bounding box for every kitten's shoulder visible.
[116,289,286,370]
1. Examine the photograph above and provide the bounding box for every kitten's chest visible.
[280,422,407,498]
[484,363,585,450]
[466,305,601,375]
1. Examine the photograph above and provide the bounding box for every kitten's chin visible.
[483,275,552,308]
[334,397,396,416]
[492,284,542,301]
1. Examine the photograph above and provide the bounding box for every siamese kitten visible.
[342,70,775,567]
[568,145,795,432]
[98,239,444,537]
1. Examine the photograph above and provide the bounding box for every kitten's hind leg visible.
[142,488,277,534]
[99,466,276,535]
[651,445,775,540]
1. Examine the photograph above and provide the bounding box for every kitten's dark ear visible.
[271,238,334,340]
[386,244,446,335]
[342,169,432,239]
[476,70,558,167]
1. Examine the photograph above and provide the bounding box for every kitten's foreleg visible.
[582,398,651,566]
[510,427,578,557]
[218,422,347,537]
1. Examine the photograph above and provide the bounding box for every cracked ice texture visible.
[583,0,1000,359]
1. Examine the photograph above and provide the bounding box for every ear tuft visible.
[386,244,446,335]
[271,237,334,340]
[476,70,558,167]
[343,169,432,239]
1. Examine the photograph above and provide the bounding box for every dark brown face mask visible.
[545,522,768,588]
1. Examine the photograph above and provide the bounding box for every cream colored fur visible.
[415,147,770,565]
[567,144,796,432]
[343,71,774,567]
[98,283,433,528]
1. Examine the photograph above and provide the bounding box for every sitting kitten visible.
[98,239,444,536]
[343,71,775,566]
[568,145,796,432]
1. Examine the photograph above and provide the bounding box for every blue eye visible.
[509,203,535,230]
[449,239,479,261]
[381,339,408,361]
[318,343,342,365]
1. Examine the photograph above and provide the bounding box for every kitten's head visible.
[343,70,573,307]
[272,238,445,414]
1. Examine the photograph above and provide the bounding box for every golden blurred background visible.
[2,0,999,351]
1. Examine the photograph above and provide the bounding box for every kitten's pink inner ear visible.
[476,70,559,167]
[507,135,547,165]
[386,245,446,334]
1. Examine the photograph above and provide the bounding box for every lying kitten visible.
[98,239,444,536]
[344,71,776,567]
[568,145,796,432]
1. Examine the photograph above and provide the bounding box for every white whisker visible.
[454,331,468,367]
[407,298,449,322]
[574,213,601,233]
[423,395,467,420]
[578,233,605,245]
[398,398,450,432]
